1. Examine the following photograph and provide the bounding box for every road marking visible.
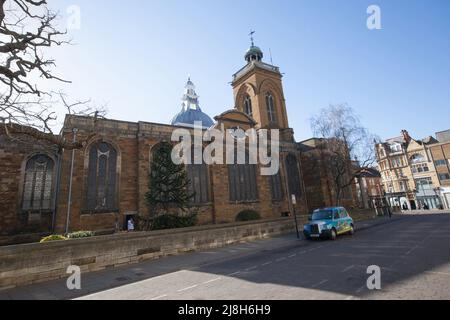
[202,277,222,284]
[342,265,355,273]
[150,294,167,300]
[288,254,297,258]
[177,285,198,292]
[245,266,258,271]
[311,279,328,288]
[276,257,286,262]
[228,271,241,276]
[425,271,450,276]
[262,261,273,266]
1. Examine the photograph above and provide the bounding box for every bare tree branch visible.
[310,104,379,205]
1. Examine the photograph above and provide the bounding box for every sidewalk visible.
[0,214,401,300]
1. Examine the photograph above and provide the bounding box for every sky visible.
[40,0,450,141]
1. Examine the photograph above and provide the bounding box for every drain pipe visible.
[65,128,78,234]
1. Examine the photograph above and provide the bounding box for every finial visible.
[249,30,255,46]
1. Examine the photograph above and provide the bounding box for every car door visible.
[333,209,342,233]
[340,208,351,233]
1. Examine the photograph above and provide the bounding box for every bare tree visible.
[0,0,103,149]
[310,104,378,205]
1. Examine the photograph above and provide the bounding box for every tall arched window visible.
[285,154,302,199]
[186,151,211,204]
[269,171,284,201]
[86,142,118,212]
[266,92,276,123]
[244,95,253,117]
[22,154,54,211]
[228,152,258,202]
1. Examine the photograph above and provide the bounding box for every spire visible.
[245,30,263,63]
[249,30,255,46]
[182,76,201,111]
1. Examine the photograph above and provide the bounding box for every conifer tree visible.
[146,142,193,216]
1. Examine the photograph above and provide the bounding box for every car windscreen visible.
[312,209,333,221]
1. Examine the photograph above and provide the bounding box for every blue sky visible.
[45,0,450,141]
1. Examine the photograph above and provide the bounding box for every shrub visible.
[67,231,94,239]
[40,235,68,243]
[235,210,261,222]
[151,214,198,231]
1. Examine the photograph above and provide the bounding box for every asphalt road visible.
[1,213,450,300]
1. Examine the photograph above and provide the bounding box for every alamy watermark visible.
[366,265,381,290]
[367,5,382,30]
[66,265,81,290]
[171,122,280,176]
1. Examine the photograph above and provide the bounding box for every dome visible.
[245,45,263,62]
[171,77,214,128]
[171,108,214,128]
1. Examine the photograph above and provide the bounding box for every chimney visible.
[401,130,412,143]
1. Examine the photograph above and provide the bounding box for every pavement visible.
[1,212,449,300]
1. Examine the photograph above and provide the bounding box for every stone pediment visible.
[213,109,256,131]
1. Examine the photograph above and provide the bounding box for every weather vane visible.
[249,30,255,46]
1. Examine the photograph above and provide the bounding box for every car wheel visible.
[349,224,355,235]
[330,229,337,241]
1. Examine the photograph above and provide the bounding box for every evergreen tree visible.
[145,142,193,216]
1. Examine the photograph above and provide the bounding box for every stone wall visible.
[0,136,58,236]
[0,217,304,290]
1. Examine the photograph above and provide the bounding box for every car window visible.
[333,210,340,220]
[312,209,333,220]
[341,208,349,218]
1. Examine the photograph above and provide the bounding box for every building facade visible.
[376,130,450,210]
[1,43,312,238]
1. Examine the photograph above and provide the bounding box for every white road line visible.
[288,254,297,258]
[342,265,355,273]
[245,266,258,271]
[425,271,450,276]
[150,294,167,300]
[177,285,198,292]
[276,257,287,262]
[228,271,241,276]
[311,279,328,288]
[202,277,222,284]
[262,261,273,266]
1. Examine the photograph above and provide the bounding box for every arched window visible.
[186,151,211,204]
[266,92,276,123]
[228,152,258,202]
[285,154,302,199]
[410,154,425,164]
[244,95,253,117]
[86,142,118,212]
[269,171,284,201]
[22,154,54,211]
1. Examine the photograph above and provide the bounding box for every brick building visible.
[376,129,450,210]
[298,138,358,210]
[1,42,310,238]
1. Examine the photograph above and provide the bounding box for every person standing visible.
[127,217,135,232]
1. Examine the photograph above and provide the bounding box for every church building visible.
[0,41,310,239]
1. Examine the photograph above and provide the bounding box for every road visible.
[1,213,450,300]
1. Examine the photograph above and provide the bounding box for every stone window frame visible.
[268,169,284,202]
[20,153,57,214]
[82,139,121,214]
[228,150,259,203]
[186,145,212,205]
[285,153,302,199]
[265,92,277,124]
[243,95,253,117]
